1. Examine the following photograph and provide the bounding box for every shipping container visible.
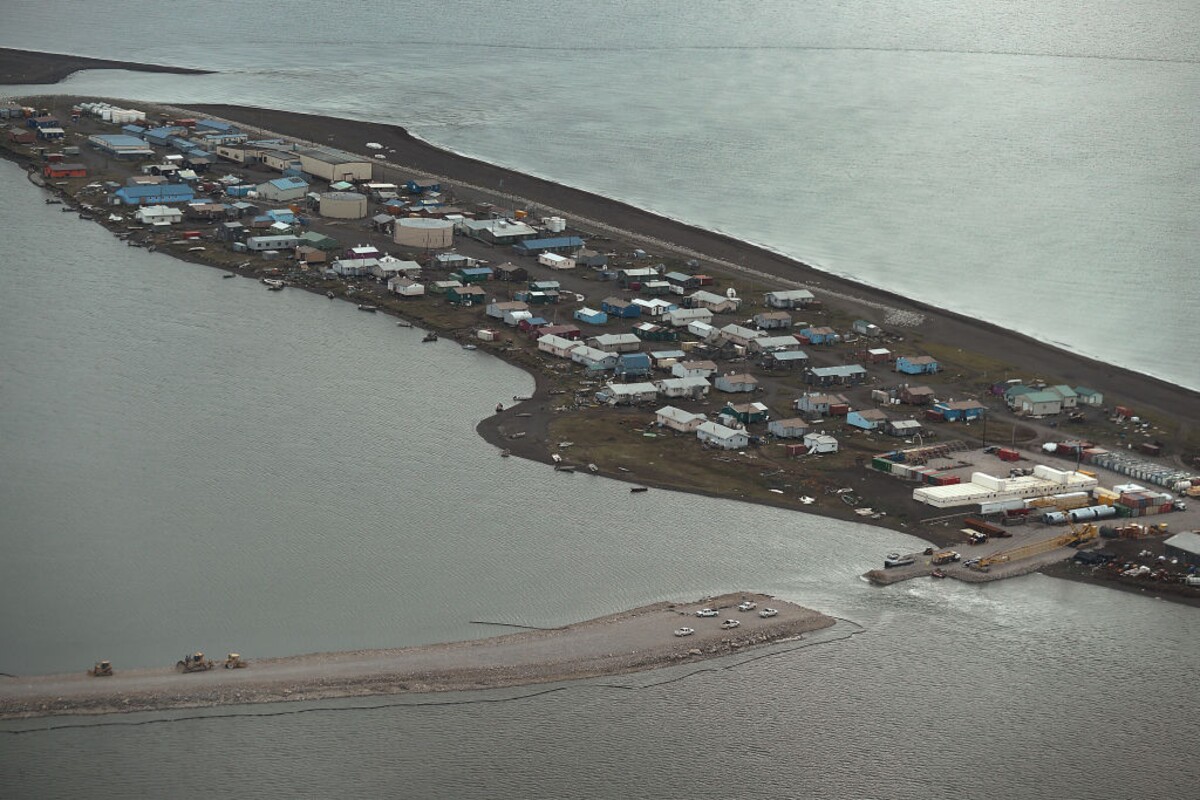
[997,448,1021,462]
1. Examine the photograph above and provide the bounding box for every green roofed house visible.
[1074,387,1104,406]
[1016,390,1063,417]
[300,230,340,251]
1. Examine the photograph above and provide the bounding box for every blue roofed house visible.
[111,183,195,206]
[601,297,641,319]
[256,176,309,202]
[615,352,652,379]
[452,266,494,285]
[896,355,939,375]
[195,118,236,134]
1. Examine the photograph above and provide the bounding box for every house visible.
[452,266,494,285]
[601,298,641,319]
[217,221,245,242]
[1164,532,1200,568]
[296,147,373,182]
[793,393,850,416]
[599,382,659,405]
[448,284,486,306]
[663,271,700,292]
[246,234,301,252]
[405,178,441,194]
[537,334,582,359]
[1017,391,1063,417]
[494,263,530,282]
[487,300,529,320]
[430,279,463,295]
[688,321,717,340]
[256,176,309,202]
[371,258,420,279]
[433,252,475,270]
[768,418,811,439]
[749,335,802,354]
[631,298,678,318]
[296,245,327,264]
[514,236,585,257]
[8,126,36,144]
[574,307,608,325]
[571,345,619,372]
[764,289,815,309]
[655,406,706,433]
[632,322,678,342]
[619,267,660,288]
[886,419,923,438]
[185,202,231,221]
[576,249,608,269]
[803,433,839,454]
[43,163,87,179]
[896,355,940,375]
[589,333,642,354]
[517,316,549,335]
[36,126,66,141]
[615,352,653,378]
[330,258,374,277]
[654,376,711,400]
[388,277,425,297]
[460,218,537,245]
[529,280,560,292]
[1048,385,1079,409]
[345,245,383,260]
[671,360,718,379]
[502,309,531,327]
[1074,387,1104,406]
[538,324,581,341]
[648,349,686,369]
[852,320,883,337]
[134,205,182,225]
[932,400,986,422]
[512,289,558,306]
[899,385,936,405]
[764,350,810,370]
[713,373,758,393]
[688,290,740,313]
[538,252,575,270]
[697,421,750,450]
[717,324,766,348]
[753,311,792,330]
[298,231,339,251]
[806,365,868,386]
[640,280,673,296]
[721,402,770,425]
[1004,384,1037,409]
[111,183,195,206]
[863,347,892,364]
[89,133,155,159]
[798,326,839,346]
[666,307,713,327]
[847,409,889,430]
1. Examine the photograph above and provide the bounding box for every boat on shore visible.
[395,320,412,328]
[357,304,377,312]
[222,273,235,279]
[262,278,285,289]
[884,552,915,569]
[631,486,649,493]
[422,332,438,342]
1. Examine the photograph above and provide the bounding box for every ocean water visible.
[1,157,1198,799]
[1,0,1197,390]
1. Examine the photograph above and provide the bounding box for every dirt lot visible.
[0,593,833,719]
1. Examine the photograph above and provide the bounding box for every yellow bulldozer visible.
[176,651,214,673]
[87,660,113,677]
[223,653,248,669]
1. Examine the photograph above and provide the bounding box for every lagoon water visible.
[2,0,1199,390]
[2,2,1199,796]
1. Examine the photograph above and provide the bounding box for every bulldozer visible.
[87,660,113,677]
[176,651,214,673]
[223,653,248,669]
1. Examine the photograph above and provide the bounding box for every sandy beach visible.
[0,594,833,719]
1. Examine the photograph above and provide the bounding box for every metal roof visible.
[1165,532,1200,556]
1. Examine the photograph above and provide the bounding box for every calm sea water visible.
[2,0,1198,390]
[1,155,1198,798]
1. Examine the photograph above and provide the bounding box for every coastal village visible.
[4,95,1199,603]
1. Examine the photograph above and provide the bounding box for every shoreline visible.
[0,593,835,720]
[0,47,212,85]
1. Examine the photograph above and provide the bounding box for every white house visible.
[666,307,713,327]
[717,324,766,348]
[749,335,803,353]
[371,257,421,279]
[632,298,677,318]
[601,382,659,405]
[388,276,425,297]
[538,252,575,270]
[589,333,642,353]
[571,345,618,371]
[713,373,759,393]
[504,310,533,327]
[537,334,582,359]
[255,176,309,202]
[655,405,706,433]
[654,376,711,399]
[696,421,750,450]
[689,290,740,313]
[764,289,815,309]
[487,300,529,320]
[768,418,811,439]
[687,321,717,340]
[134,204,182,225]
[803,433,839,454]
[671,360,718,379]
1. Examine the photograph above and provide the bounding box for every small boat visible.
[262,278,285,288]
[357,304,377,312]
[422,332,438,342]
[931,569,947,579]
[222,273,235,279]
[884,552,915,569]
[500,449,511,458]
[587,463,599,474]
[326,291,335,299]
[45,198,61,205]
[630,486,649,493]
[395,320,412,328]
[187,246,205,252]
[512,394,532,401]
[495,403,505,413]
[462,344,477,351]
[267,284,284,292]
[554,464,575,473]
[841,493,860,506]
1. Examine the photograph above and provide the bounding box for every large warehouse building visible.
[296,147,373,182]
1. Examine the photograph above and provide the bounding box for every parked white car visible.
[737,600,757,612]
[695,608,719,618]
[721,619,741,630]
[674,627,695,637]
[758,608,779,618]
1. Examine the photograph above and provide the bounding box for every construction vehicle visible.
[176,652,214,673]
[87,660,113,677]
[932,550,962,566]
[967,523,1098,572]
[223,653,248,669]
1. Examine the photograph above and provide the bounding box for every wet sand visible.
[0,594,832,719]
[0,47,211,85]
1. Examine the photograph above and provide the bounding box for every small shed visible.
[803,433,839,454]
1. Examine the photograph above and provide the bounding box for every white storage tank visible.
[319,191,368,220]
[393,217,453,248]
[544,216,566,233]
